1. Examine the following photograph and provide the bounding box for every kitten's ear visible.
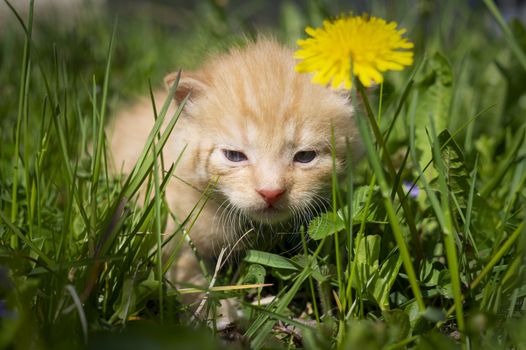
[164,71,208,105]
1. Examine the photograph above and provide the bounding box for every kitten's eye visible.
[223,149,248,162]
[294,150,317,164]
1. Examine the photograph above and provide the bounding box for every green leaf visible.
[383,309,411,343]
[436,129,471,205]
[421,307,446,323]
[415,331,461,350]
[308,186,386,240]
[244,250,299,271]
[356,235,381,266]
[419,261,442,287]
[291,254,329,283]
[373,251,403,310]
[436,270,454,299]
[352,185,387,224]
[342,319,389,349]
[414,52,453,179]
[308,211,345,240]
[352,235,380,290]
[243,264,266,285]
[113,278,137,321]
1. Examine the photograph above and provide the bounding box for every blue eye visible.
[294,150,317,163]
[223,149,248,162]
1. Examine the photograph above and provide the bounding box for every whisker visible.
[200,187,335,268]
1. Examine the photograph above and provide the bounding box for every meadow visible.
[1,0,525,349]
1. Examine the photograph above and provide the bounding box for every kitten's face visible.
[168,40,359,226]
[205,116,338,224]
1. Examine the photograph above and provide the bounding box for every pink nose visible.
[257,188,286,205]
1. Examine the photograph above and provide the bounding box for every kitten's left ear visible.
[164,71,208,106]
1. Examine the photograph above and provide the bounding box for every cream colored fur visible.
[107,38,360,309]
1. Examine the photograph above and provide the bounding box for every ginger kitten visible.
[108,38,360,306]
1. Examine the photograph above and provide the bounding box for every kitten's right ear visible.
[164,71,208,106]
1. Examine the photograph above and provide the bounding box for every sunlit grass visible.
[1,1,525,349]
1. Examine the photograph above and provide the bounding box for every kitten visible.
[108,38,359,313]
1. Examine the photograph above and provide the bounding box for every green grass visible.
[1,0,526,349]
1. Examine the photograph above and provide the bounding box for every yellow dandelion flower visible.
[295,14,414,90]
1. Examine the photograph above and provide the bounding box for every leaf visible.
[292,254,329,283]
[436,270,454,299]
[243,264,266,285]
[373,251,403,310]
[421,307,446,323]
[415,331,461,350]
[308,211,345,240]
[419,261,442,287]
[113,278,136,321]
[436,129,471,206]
[383,309,411,343]
[414,52,453,179]
[351,185,388,224]
[244,250,298,271]
[308,186,386,240]
[352,235,381,290]
[342,319,388,349]
[136,278,159,302]
[433,129,499,245]
[352,239,403,310]
[405,302,438,335]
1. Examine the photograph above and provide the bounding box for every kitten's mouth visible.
[249,206,291,224]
